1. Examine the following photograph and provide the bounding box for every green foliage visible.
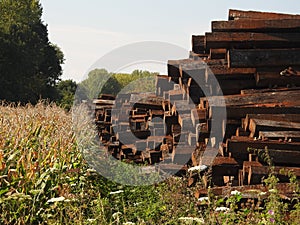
[55,79,77,110]
[108,69,157,95]
[79,68,111,99]
[0,0,64,103]
[80,69,157,99]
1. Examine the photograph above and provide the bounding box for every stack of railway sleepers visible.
[96,91,198,168]
[185,9,300,196]
[186,9,300,95]
[93,9,300,198]
[198,88,300,187]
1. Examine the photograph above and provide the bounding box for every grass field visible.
[0,102,299,224]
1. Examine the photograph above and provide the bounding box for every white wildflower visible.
[179,217,205,223]
[215,207,230,212]
[87,168,97,173]
[47,196,65,203]
[230,190,241,195]
[198,197,209,202]
[112,212,122,219]
[109,190,124,195]
[188,165,208,172]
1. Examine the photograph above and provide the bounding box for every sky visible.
[40,0,300,82]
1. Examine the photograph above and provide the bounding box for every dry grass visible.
[0,102,83,224]
[0,101,75,190]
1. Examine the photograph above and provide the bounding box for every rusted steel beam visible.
[191,108,207,127]
[133,102,164,111]
[179,62,206,81]
[164,115,178,135]
[205,32,300,50]
[215,79,256,95]
[228,9,300,21]
[249,118,300,137]
[135,140,147,151]
[236,127,250,137]
[243,113,300,130]
[256,72,300,87]
[247,165,300,185]
[189,51,209,60]
[240,86,300,95]
[200,146,220,166]
[212,19,300,32]
[93,99,115,105]
[203,90,300,107]
[186,85,207,104]
[98,93,116,100]
[242,161,263,182]
[172,100,194,115]
[227,136,300,163]
[156,75,173,96]
[192,35,205,54]
[203,58,227,67]
[169,92,186,103]
[168,59,207,83]
[172,145,195,164]
[259,131,300,141]
[149,109,164,118]
[244,114,300,132]
[178,113,194,130]
[209,105,300,120]
[179,77,192,88]
[249,113,300,123]
[206,66,256,83]
[171,123,181,134]
[222,119,241,141]
[149,150,162,164]
[228,48,300,68]
[229,136,300,148]
[263,149,300,165]
[158,164,188,175]
[188,133,197,146]
[152,128,165,136]
[168,59,193,79]
[212,156,238,166]
[248,164,300,177]
[211,157,240,186]
[209,48,227,60]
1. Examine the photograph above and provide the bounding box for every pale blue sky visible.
[40,0,300,81]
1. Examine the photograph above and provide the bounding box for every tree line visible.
[0,0,64,103]
[0,0,157,110]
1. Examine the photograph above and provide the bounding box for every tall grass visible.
[0,102,82,224]
[0,102,195,224]
[0,102,299,224]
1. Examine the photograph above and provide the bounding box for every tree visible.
[79,69,157,98]
[55,79,77,110]
[79,69,111,99]
[100,76,122,96]
[0,0,64,103]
